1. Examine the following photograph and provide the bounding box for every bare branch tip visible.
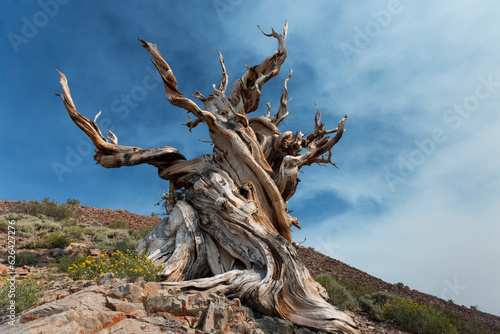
[56,70,67,82]
[94,111,102,123]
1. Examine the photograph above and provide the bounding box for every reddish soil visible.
[296,246,500,331]
[1,199,499,332]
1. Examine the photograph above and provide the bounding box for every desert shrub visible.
[18,239,39,249]
[82,220,101,227]
[55,256,85,273]
[113,239,140,253]
[359,291,394,320]
[66,250,161,282]
[9,198,80,221]
[65,198,80,206]
[333,275,378,300]
[15,253,42,267]
[0,275,46,314]
[394,282,410,290]
[105,229,130,240]
[87,226,109,243]
[11,215,61,238]
[116,209,124,213]
[108,219,128,229]
[61,217,80,226]
[314,273,358,311]
[156,188,186,215]
[382,297,457,334]
[38,231,72,249]
[93,237,141,253]
[62,226,90,241]
[432,305,497,334]
[0,221,8,232]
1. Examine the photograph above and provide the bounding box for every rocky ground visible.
[0,200,499,333]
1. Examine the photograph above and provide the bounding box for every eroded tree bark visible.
[57,22,359,333]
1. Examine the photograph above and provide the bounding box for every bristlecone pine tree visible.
[57,21,359,333]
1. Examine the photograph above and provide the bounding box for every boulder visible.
[0,272,330,334]
[0,263,10,275]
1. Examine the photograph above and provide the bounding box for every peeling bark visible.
[57,21,358,333]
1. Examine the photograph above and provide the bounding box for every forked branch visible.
[228,20,288,114]
[57,71,186,171]
[56,71,140,155]
[271,70,292,126]
[138,38,216,128]
[298,113,347,168]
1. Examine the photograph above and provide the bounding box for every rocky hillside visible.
[1,200,499,333]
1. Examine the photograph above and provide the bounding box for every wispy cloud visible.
[2,0,500,317]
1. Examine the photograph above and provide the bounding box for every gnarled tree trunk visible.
[57,22,359,333]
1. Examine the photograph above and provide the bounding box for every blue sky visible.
[1,1,500,316]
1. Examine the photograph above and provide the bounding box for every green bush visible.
[13,215,61,237]
[105,229,130,240]
[0,275,46,314]
[9,198,80,221]
[15,253,41,267]
[81,220,101,227]
[394,282,410,290]
[359,291,394,320]
[432,305,498,334]
[108,219,128,229]
[0,221,8,232]
[65,198,80,206]
[55,256,85,273]
[314,273,358,311]
[334,275,378,300]
[156,188,186,215]
[66,250,161,282]
[62,226,90,241]
[382,297,457,334]
[38,231,72,249]
[93,238,140,253]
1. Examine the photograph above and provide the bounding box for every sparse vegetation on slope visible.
[383,297,458,334]
[8,198,81,221]
[1,199,499,334]
[0,275,46,314]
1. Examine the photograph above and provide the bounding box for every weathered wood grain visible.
[58,21,358,333]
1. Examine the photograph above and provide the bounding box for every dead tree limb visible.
[57,21,358,334]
